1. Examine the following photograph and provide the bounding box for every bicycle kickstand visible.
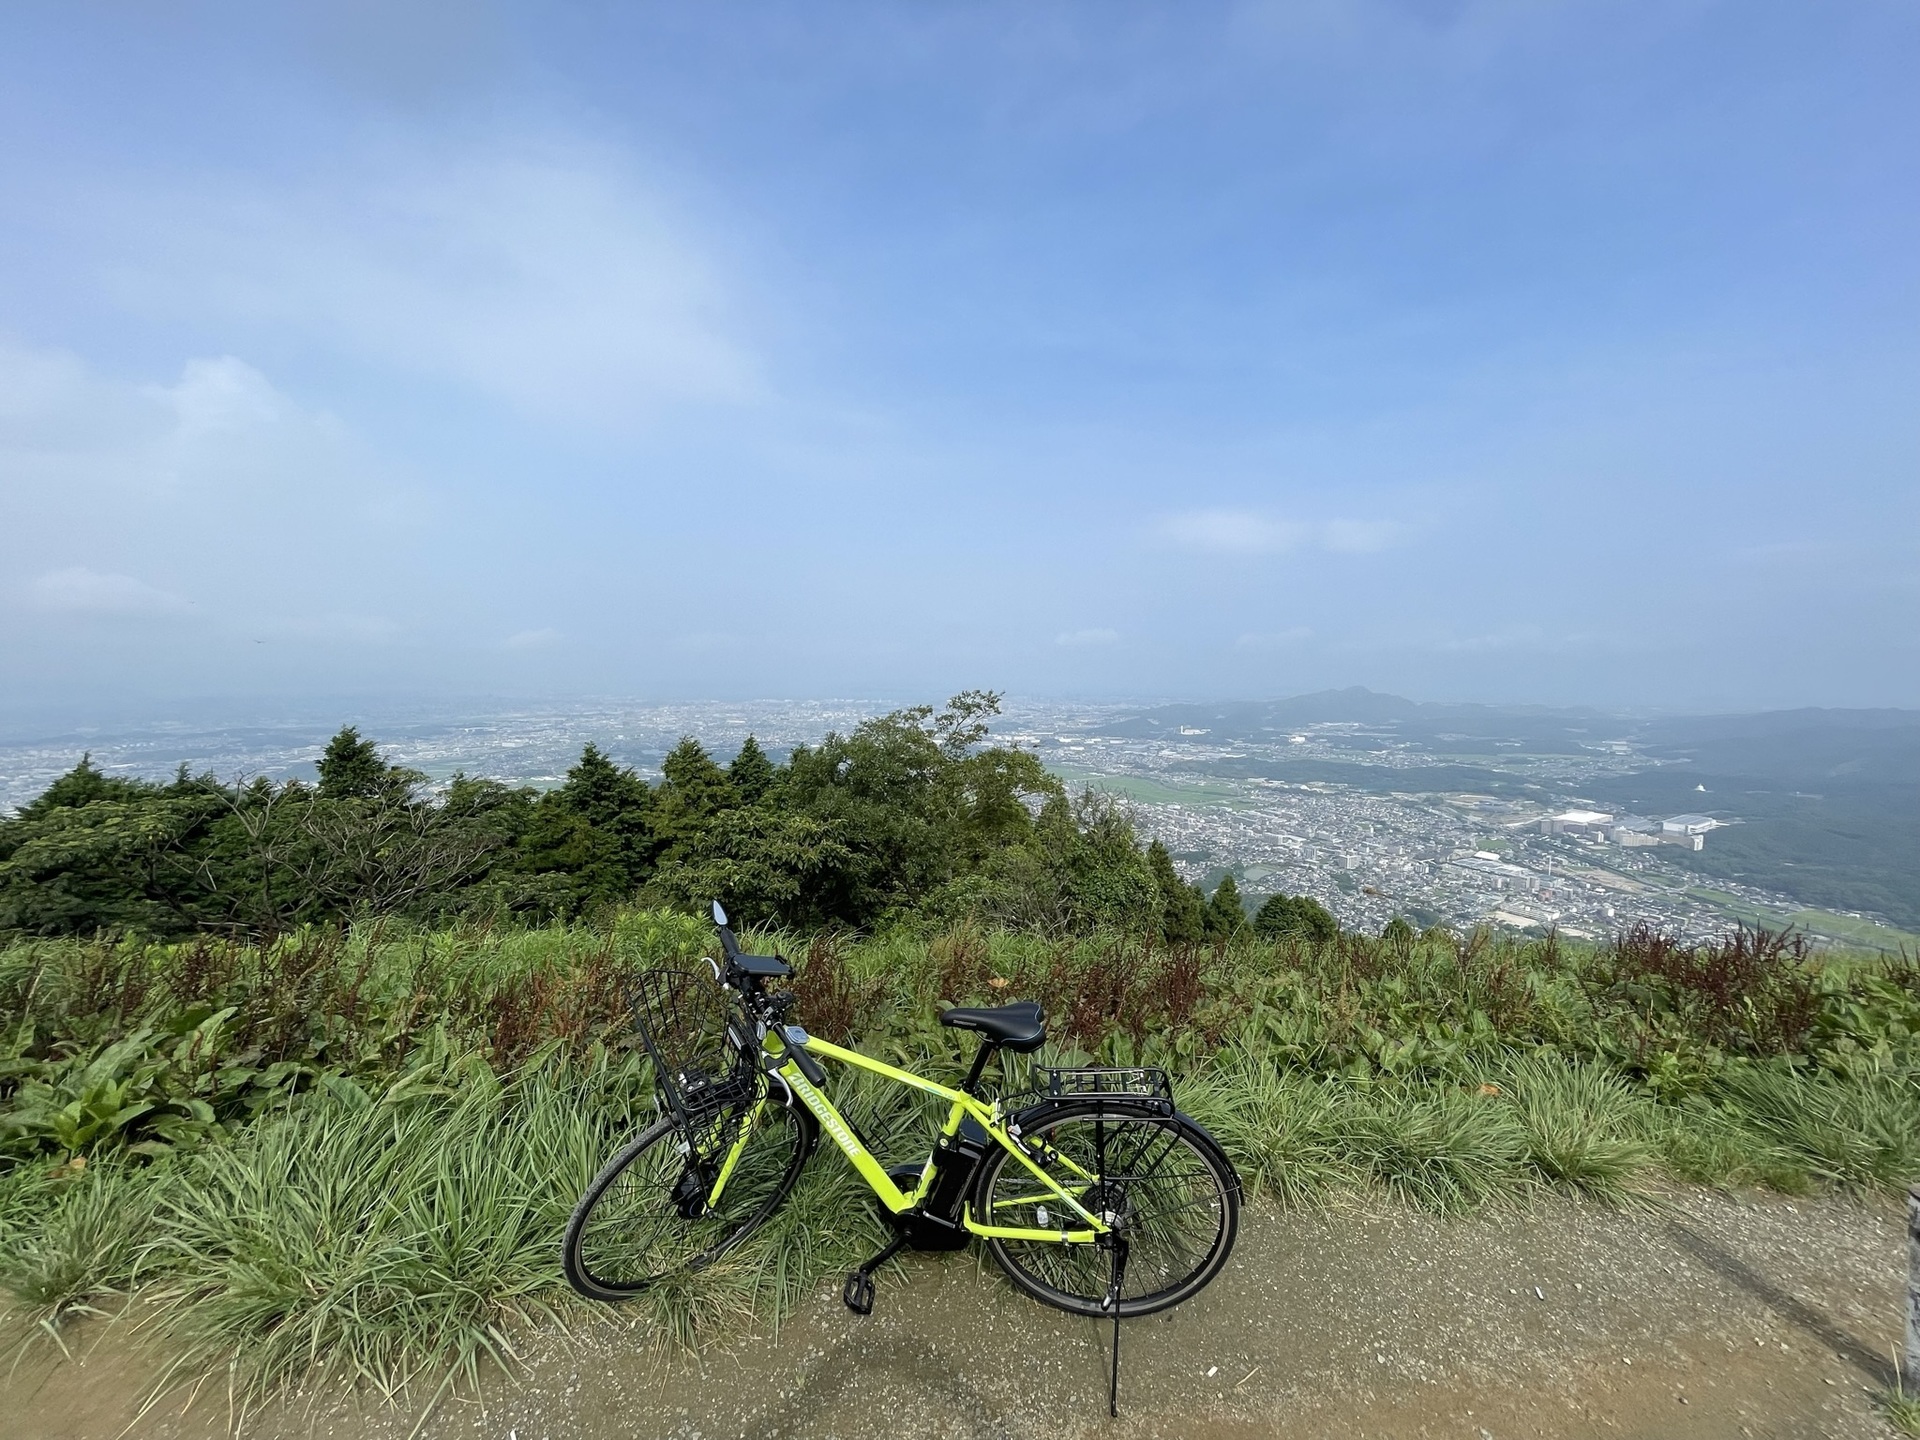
[843,1234,907,1316]
[1101,1234,1130,1418]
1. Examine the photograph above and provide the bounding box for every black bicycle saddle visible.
[938,1000,1047,1052]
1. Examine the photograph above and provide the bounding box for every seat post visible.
[962,1040,1000,1096]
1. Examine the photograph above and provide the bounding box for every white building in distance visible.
[1542,809,1613,841]
[1659,813,1720,851]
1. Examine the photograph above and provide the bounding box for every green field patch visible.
[1783,909,1920,954]
[1049,767,1253,808]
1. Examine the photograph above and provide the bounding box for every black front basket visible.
[627,967,758,1123]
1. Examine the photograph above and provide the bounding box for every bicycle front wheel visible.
[974,1100,1239,1317]
[563,1094,816,1300]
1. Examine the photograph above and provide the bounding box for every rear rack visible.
[1032,1064,1174,1104]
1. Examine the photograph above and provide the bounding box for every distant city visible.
[4,692,1916,950]
[1014,716,1765,945]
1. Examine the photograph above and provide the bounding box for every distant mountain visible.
[1635,708,1920,787]
[1097,688,1617,754]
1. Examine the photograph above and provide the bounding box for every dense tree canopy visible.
[0,694,1341,943]
[1254,890,1340,944]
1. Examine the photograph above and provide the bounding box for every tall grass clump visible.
[1334,1083,1530,1212]
[137,1051,650,1405]
[0,1160,157,1335]
[1711,1064,1920,1189]
[1497,1053,1656,1204]
[1180,1059,1352,1208]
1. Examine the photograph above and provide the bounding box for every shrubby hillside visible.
[0,693,1327,945]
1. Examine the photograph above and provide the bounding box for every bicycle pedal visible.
[842,1270,876,1316]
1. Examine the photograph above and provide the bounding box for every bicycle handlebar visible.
[709,902,816,1079]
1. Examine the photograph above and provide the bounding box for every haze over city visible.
[3,2,1917,716]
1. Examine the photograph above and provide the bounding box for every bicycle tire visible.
[973,1099,1239,1318]
[563,1092,817,1300]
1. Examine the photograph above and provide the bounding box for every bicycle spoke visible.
[980,1105,1236,1317]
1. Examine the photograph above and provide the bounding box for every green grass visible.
[1710,1066,1920,1189]
[0,1159,156,1339]
[1498,1054,1656,1204]
[1885,1381,1920,1437]
[3,913,1919,1410]
[138,1057,627,1404]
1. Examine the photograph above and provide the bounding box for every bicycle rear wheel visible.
[974,1099,1239,1317]
[563,1093,816,1300]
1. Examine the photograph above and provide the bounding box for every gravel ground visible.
[7,1186,1911,1440]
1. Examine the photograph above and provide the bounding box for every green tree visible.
[315,727,390,800]
[728,735,777,805]
[0,762,206,935]
[555,744,651,829]
[781,696,1056,923]
[1253,892,1340,944]
[1146,840,1207,945]
[506,744,658,915]
[933,689,1002,756]
[1205,873,1246,939]
[651,737,738,854]
[646,808,862,929]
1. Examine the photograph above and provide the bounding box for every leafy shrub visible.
[1587,924,1823,1061]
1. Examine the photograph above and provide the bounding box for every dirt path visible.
[7,1187,1910,1440]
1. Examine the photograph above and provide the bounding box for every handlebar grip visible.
[778,1025,828,1087]
[792,1046,827,1087]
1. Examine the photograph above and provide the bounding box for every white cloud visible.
[1235,626,1313,649]
[0,340,428,666]
[1319,519,1403,554]
[1162,509,1406,556]
[1162,510,1306,554]
[0,343,90,423]
[157,356,290,438]
[106,142,759,429]
[1056,627,1120,646]
[503,627,562,649]
[27,567,193,618]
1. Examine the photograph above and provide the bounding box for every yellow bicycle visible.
[563,904,1240,1411]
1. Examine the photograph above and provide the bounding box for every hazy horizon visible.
[4,3,1916,713]
[5,682,1918,742]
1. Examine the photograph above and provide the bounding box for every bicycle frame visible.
[704,1031,1111,1245]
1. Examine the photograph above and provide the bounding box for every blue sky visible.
[2,1,1915,714]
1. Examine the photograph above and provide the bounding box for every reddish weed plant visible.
[1592,923,1821,1057]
